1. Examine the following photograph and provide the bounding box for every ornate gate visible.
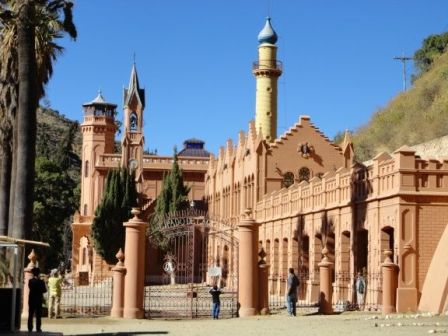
[144,210,239,318]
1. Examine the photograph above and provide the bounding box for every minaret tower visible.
[80,92,117,216]
[253,17,282,142]
[121,63,145,184]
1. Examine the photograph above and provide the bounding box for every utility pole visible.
[393,55,412,91]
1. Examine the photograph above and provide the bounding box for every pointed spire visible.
[258,17,278,44]
[341,129,354,168]
[341,130,353,150]
[123,62,145,108]
[128,63,141,93]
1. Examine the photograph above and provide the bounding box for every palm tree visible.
[0,1,18,236]
[0,0,76,238]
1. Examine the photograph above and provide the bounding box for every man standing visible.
[286,268,299,316]
[48,269,63,318]
[28,267,47,332]
[209,285,222,319]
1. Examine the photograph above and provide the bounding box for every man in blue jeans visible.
[286,268,299,316]
[209,285,222,319]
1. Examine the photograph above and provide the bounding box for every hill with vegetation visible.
[33,107,81,271]
[36,107,81,163]
[345,32,448,162]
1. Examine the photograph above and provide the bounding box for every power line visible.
[393,55,412,91]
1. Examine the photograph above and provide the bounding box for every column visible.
[123,208,146,319]
[238,209,260,317]
[111,248,126,318]
[22,249,37,318]
[318,247,334,314]
[381,250,398,315]
[258,248,270,315]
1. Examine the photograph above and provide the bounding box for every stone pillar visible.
[111,248,126,318]
[258,248,270,315]
[22,249,37,318]
[238,209,260,317]
[123,208,146,319]
[381,250,399,315]
[318,247,333,314]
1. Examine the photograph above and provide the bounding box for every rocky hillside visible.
[349,40,448,162]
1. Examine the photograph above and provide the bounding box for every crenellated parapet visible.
[255,145,448,222]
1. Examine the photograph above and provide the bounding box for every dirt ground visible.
[18,311,448,336]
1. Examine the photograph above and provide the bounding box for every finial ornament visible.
[258,247,267,265]
[27,249,37,269]
[116,248,125,266]
[244,208,253,219]
[383,249,393,264]
[322,247,329,260]
[131,207,141,219]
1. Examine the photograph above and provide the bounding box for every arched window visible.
[83,204,88,216]
[282,171,295,188]
[298,167,310,182]
[129,112,138,131]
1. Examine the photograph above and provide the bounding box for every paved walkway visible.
[8,311,448,336]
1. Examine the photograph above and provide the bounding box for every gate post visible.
[318,247,334,314]
[22,249,37,319]
[111,248,126,318]
[381,250,398,315]
[238,209,260,317]
[123,208,146,319]
[258,248,270,315]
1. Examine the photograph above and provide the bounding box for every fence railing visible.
[144,283,238,319]
[57,277,112,317]
[268,272,319,312]
[332,272,382,312]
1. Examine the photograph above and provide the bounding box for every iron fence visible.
[144,283,238,319]
[268,272,319,313]
[332,272,382,312]
[57,277,112,317]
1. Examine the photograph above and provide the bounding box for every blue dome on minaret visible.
[257,17,278,44]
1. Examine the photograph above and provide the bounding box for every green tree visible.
[413,32,448,81]
[169,147,190,212]
[32,156,77,271]
[0,0,77,239]
[91,168,137,264]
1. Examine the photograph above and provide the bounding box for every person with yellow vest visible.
[47,269,63,318]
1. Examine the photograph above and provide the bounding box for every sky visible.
[45,0,448,156]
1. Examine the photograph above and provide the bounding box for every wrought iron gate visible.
[144,211,239,318]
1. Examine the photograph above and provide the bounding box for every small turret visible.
[82,91,117,119]
[80,91,117,216]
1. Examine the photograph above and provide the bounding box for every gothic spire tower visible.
[121,63,145,183]
[253,17,282,142]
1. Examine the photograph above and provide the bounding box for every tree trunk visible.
[11,0,37,239]
[7,117,17,237]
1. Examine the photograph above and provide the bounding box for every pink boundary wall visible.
[418,223,448,314]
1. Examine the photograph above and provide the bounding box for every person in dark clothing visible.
[286,268,299,316]
[209,285,222,319]
[28,267,47,332]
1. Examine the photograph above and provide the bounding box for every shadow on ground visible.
[66,333,168,336]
